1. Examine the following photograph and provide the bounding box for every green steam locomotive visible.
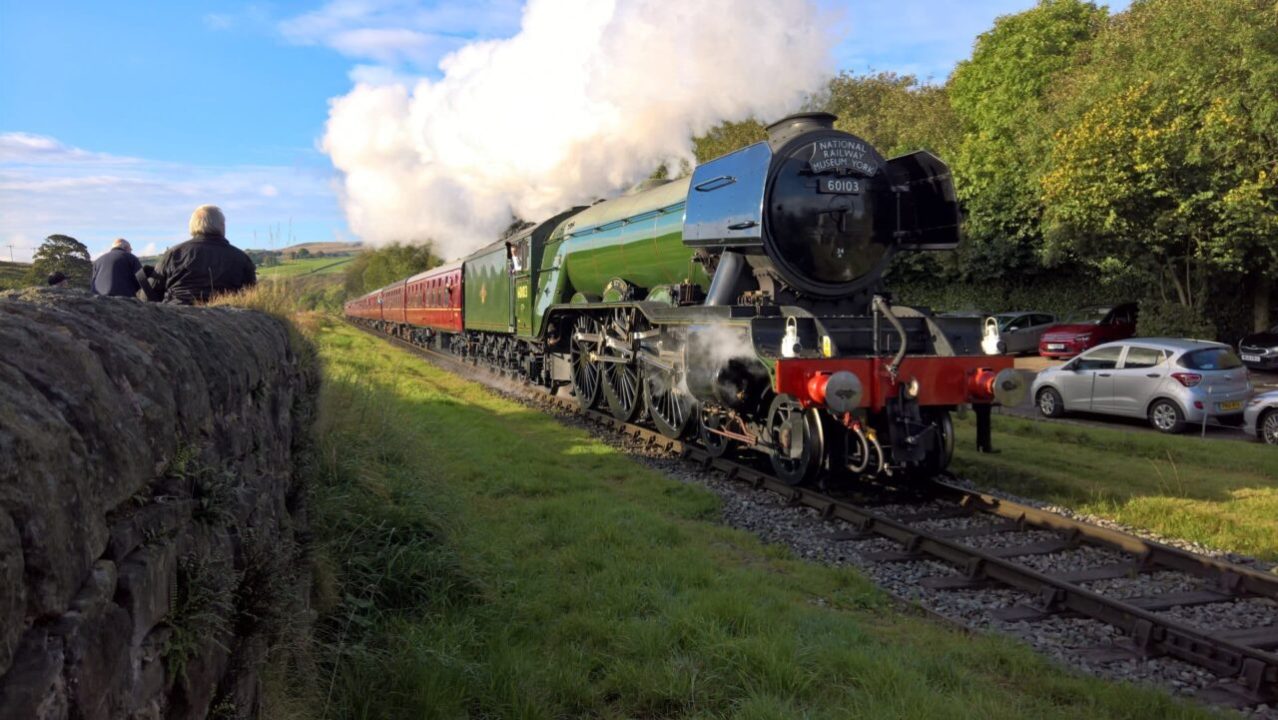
[346,112,1024,485]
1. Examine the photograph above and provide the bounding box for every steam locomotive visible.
[345,113,1025,485]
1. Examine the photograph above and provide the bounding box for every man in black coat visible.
[91,238,143,297]
[153,205,256,305]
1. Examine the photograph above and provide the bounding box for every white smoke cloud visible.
[320,0,837,259]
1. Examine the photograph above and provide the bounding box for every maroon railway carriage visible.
[403,262,463,333]
[345,289,383,322]
[345,261,465,349]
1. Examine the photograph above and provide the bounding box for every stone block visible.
[0,510,24,677]
[0,628,65,720]
[115,543,178,647]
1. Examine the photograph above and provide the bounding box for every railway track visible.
[353,321,1278,711]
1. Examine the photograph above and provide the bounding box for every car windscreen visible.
[1064,307,1109,324]
[1178,348,1243,371]
[995,314,1020,330]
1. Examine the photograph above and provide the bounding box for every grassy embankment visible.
[264,316,1219,719]
[0,261,30,289]
[953,415,1278,561]
[258,254,355,279]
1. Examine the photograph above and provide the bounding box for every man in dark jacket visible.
[154,205,256,304]
[91,238,143,297]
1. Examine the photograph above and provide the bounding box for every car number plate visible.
[817,177,862,194]
[1046,343,1065,351]
[1217,400,1243,412]
[1241,354,1260,363]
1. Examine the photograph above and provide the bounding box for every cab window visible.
[1122,346,1165,369]
[1074,345,1123,371]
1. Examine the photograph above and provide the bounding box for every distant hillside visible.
[258,255,355,279]
[266,241,363,256]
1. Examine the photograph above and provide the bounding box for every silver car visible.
[982,312,1058,355]
[1243,391,1278,444]
[1031,339,1253,433]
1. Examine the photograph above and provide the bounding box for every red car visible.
[1038,303,1139,359]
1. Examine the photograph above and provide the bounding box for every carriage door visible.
[511,238,532,336]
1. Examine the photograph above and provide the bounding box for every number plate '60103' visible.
[817,177,861,194]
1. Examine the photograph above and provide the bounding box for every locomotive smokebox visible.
[765,112,837,149]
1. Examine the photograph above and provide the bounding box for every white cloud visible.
[280,0,523,69]
[0,133,343,262]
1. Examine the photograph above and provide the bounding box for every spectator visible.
[154,205,256,304]
[46,271,67,287]
[91,238,143,297]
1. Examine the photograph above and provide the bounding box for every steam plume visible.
[321,0,836,258]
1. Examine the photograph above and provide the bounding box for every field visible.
[268,317,1219,719]
[953,414,1278,560]
[257,254,355,278]
[0,261,29,289]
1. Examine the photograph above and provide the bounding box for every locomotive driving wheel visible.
[601,309,644,421]
[570,315,602,410]
[645,369,694,439]
[642,328,693,439]
[767,394,825,486]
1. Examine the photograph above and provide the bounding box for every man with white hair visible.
[151,205,256,304]
[90,237,143,297]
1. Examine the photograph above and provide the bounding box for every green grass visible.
[0,261,29,289]
[953,413,1278,560]
[270,317,1222,719]
[258,255,355,278]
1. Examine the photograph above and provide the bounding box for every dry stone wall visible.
[0,289,318,719]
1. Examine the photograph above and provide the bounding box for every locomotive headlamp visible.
[905,377,921,398]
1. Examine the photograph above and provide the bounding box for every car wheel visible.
[1037,388,1065,418]
[1261,410,1278,446]
[1148,399,1185,434]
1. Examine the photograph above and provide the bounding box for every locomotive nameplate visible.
[809,139,879,176]
[817,177,862,194]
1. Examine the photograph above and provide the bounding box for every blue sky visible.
[0,0,1129,262]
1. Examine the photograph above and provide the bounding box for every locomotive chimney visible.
[765,112,836,149]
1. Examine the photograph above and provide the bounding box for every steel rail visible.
[350,320,1278,706]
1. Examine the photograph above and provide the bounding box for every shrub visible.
[1135,298,1217,340]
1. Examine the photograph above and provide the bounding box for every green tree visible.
[29,234,91,287]
[1040,0,1278,330]
[948,0,1108,279]
[824,72,960,159]
[343,243,440,296]
[693,120,767,164]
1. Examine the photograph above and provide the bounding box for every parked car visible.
[1244,391,1278,444]
[1031,338,1252,433]
[981,312,1058,355]
[1239,323,1278,371]
[1038,303,1139,359]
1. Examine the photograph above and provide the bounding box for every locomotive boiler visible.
[346,112,1024,486]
